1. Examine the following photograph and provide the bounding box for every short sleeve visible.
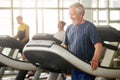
[88,23,102,44]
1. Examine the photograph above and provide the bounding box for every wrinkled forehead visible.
[69,7,78,14]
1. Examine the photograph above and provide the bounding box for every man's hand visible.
[90,59,98,71]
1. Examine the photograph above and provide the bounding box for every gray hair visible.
[70,3,85,16]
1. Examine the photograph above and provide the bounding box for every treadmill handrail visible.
[0,53,36,70]
[23,44,120,78]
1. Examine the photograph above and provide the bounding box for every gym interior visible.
[0,0,120,80]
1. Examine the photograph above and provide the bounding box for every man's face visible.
[16,17,22,24]
[69,7,82,25]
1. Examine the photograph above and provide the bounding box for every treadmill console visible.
[26,40,55,47]
[32,33,62,45]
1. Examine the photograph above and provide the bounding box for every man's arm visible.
[91,42,103,71]
[21,26,29,43]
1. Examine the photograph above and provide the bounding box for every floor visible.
[1,70,48,80]
[1,69,118,80]
[1,70,71,80]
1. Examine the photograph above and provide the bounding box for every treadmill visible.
[0,35,36,80]
[23,30,120,79]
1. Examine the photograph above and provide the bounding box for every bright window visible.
[43,9,58,34]
[0,0,120,38]
[0,10,11,35]
[0,0,11,7]
[110,10,120,20]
